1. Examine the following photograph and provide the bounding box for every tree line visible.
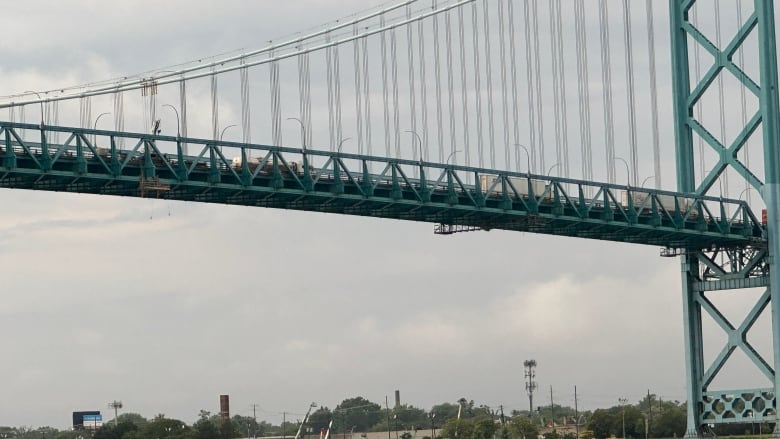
[0,394,772,439]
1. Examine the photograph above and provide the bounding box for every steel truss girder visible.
[670,0,780,435]
[682,249,776,426]
[0,122,763,250]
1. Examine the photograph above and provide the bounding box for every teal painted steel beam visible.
[669,0,780,434]
[755,1,780,436]
[0,121,764,251]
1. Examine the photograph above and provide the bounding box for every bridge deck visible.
[0,123,765,250]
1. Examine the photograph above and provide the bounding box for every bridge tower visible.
[669,0,780,435]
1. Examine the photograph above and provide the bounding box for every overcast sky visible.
[0,0,773,430]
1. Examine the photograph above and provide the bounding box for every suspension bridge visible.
[0,0,778,436]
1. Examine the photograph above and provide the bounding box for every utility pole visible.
[646,389,651,439]
[524,360,538,413]
[284,412,287,439]
[574,386,579,439]
[619,398,628,439]
[550,386,555,431]
[252,404,258,439]
[386,396,391,439]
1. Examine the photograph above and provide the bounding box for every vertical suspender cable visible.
[523,0,538,173]
[645,0,661,188]
[507,0,521,172]
[210,68,218,140]
[598,0,616,184]
[444,11,458,163]
[483,0,496,169]
[179,78,187,154]
[240,58,252,146]
[574,0,593,182]
[549,0,569,178]
[554,0,569,178]
[113,88,126,149]
[532,0,545,173]
[334,39,344,147]
[80,96,92,131]
[20,107,25,139]
[47,101,60,144]
[715,0,728,198]
[472,2,485,168]
[622,0,638,186]
[326,32,336,150]
[298,49,306,147]
[433,1,445,163]
[407,5,418,164]
[457,7,470,167]
[381,15,392,158]
[549,1,564,176]
[391,27,401,158]
[303,51,312,149]
[270,48,282,146]
[353,24,365,155]
[363,35,373,159]
[498,0,510,170]
[418,16,429,161]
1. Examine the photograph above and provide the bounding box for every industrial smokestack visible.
[394,390,401,408]
[220,395,230,424]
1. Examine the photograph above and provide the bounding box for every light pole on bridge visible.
[514,143,531,174]
[287,117,307,151]
[614,157,631,187]
[446,149,462,166]
[337,137,352,153]
[93,112,111,147]
[162,104,180,138]
[404,130,425,163]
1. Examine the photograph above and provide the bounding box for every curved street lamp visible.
[93,112,111,147]
[162,104,180,137]
[446,149,462,166]
[287,117,307,151]
[404,130,424,163]
[337,137,352,153]
[614,157,631,186]
[514,143,531,174]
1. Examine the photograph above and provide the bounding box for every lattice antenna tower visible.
[524,359,537,413]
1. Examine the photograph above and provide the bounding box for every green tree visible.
[124,416,190,439]
[93,421,139,439]
[430,403,461,425]
[620,405,645,439]
[220,419,239,439]
[651,403,686,438]
[308,407,334,433]
[333,397,383,432]
[396,405,429,430]
[508,416,539,439]
[230,415,260,438]
[193,418,221,439]
[586,409,614,439]
[472,417,497,439]
[439,417,474,439]
[115,413,148,429]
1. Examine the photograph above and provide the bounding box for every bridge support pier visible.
[670,0,780,434]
